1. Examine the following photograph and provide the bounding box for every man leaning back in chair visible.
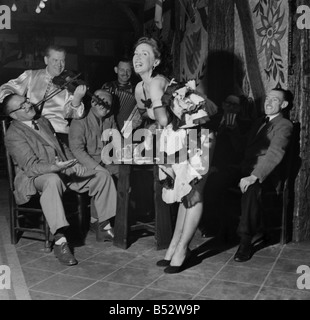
[3,94,117,266]
[203,88,293,262]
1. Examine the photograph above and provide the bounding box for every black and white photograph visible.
[0,0,310,303]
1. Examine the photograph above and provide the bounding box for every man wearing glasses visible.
[69,89,120,242]
[3,94,117,266]
[0,45,86,145]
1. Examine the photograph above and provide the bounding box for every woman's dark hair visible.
[133,36,172,78]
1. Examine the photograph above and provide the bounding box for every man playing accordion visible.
[101,57,141,134]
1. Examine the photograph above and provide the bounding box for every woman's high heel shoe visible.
[164,249,192,274]
[156,259,171,267]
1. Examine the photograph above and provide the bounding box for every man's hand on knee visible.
[53,157,78,172]
[71,163,87,176]
[239,175,258,193]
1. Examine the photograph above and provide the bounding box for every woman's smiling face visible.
[133,43,156,74]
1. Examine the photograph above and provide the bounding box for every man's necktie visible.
[256,117,269,135]
[263,116,270,124]
[32,120,39,130]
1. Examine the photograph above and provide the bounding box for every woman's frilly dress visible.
[157,80,218,208]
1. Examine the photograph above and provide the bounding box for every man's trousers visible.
[34,169,117,234]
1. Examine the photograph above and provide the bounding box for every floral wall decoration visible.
[178,0,288,99]
[235,0,289,96]
[254,0,287,86]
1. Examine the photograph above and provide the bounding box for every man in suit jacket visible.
[204,88,293,262]
[3,94,117,266]
[69,89,119,176]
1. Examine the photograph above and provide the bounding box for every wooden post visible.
[288,0,310,242]
[113,164,131,249]
[153,166,173,250]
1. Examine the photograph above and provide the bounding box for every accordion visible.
[112,88,137,131]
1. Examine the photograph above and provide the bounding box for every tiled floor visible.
[1,176,310,300]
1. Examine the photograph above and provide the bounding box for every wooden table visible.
[113,163,174,250]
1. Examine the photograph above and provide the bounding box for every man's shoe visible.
[233,242,252,262]
[96,226,114,242]
[54,242,78,266]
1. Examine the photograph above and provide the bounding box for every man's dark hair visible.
[271,87,293,104]
[45,44,66,57]
[117,57,132,66]
[2,94,15,117]
[271,87,294,119]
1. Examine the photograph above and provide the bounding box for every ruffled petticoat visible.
[158,123,215,205]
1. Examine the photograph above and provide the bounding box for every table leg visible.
[153,166,173,250]
[113,164,131,249]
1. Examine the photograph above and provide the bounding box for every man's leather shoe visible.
[54,242,78,266]
[96,227,114,242]
[233,242,252,262]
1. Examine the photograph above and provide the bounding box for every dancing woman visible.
[133,37,217,273]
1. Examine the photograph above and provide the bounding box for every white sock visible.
[55,237,67,245]
[103,222,111,230]
[91,217,98,223]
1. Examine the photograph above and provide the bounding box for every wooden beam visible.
[288,0,310,242]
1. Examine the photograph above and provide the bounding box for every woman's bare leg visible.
[170,202,203,266]
[163,204,186,260]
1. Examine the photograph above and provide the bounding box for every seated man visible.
[0,45,86,146]
[204,88,293,262]
[69,89,119,178]
[3,94,117,266]
[69,89,121,233]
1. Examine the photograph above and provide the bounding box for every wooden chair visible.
[1,118,89,252]
[262,121,300,244]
